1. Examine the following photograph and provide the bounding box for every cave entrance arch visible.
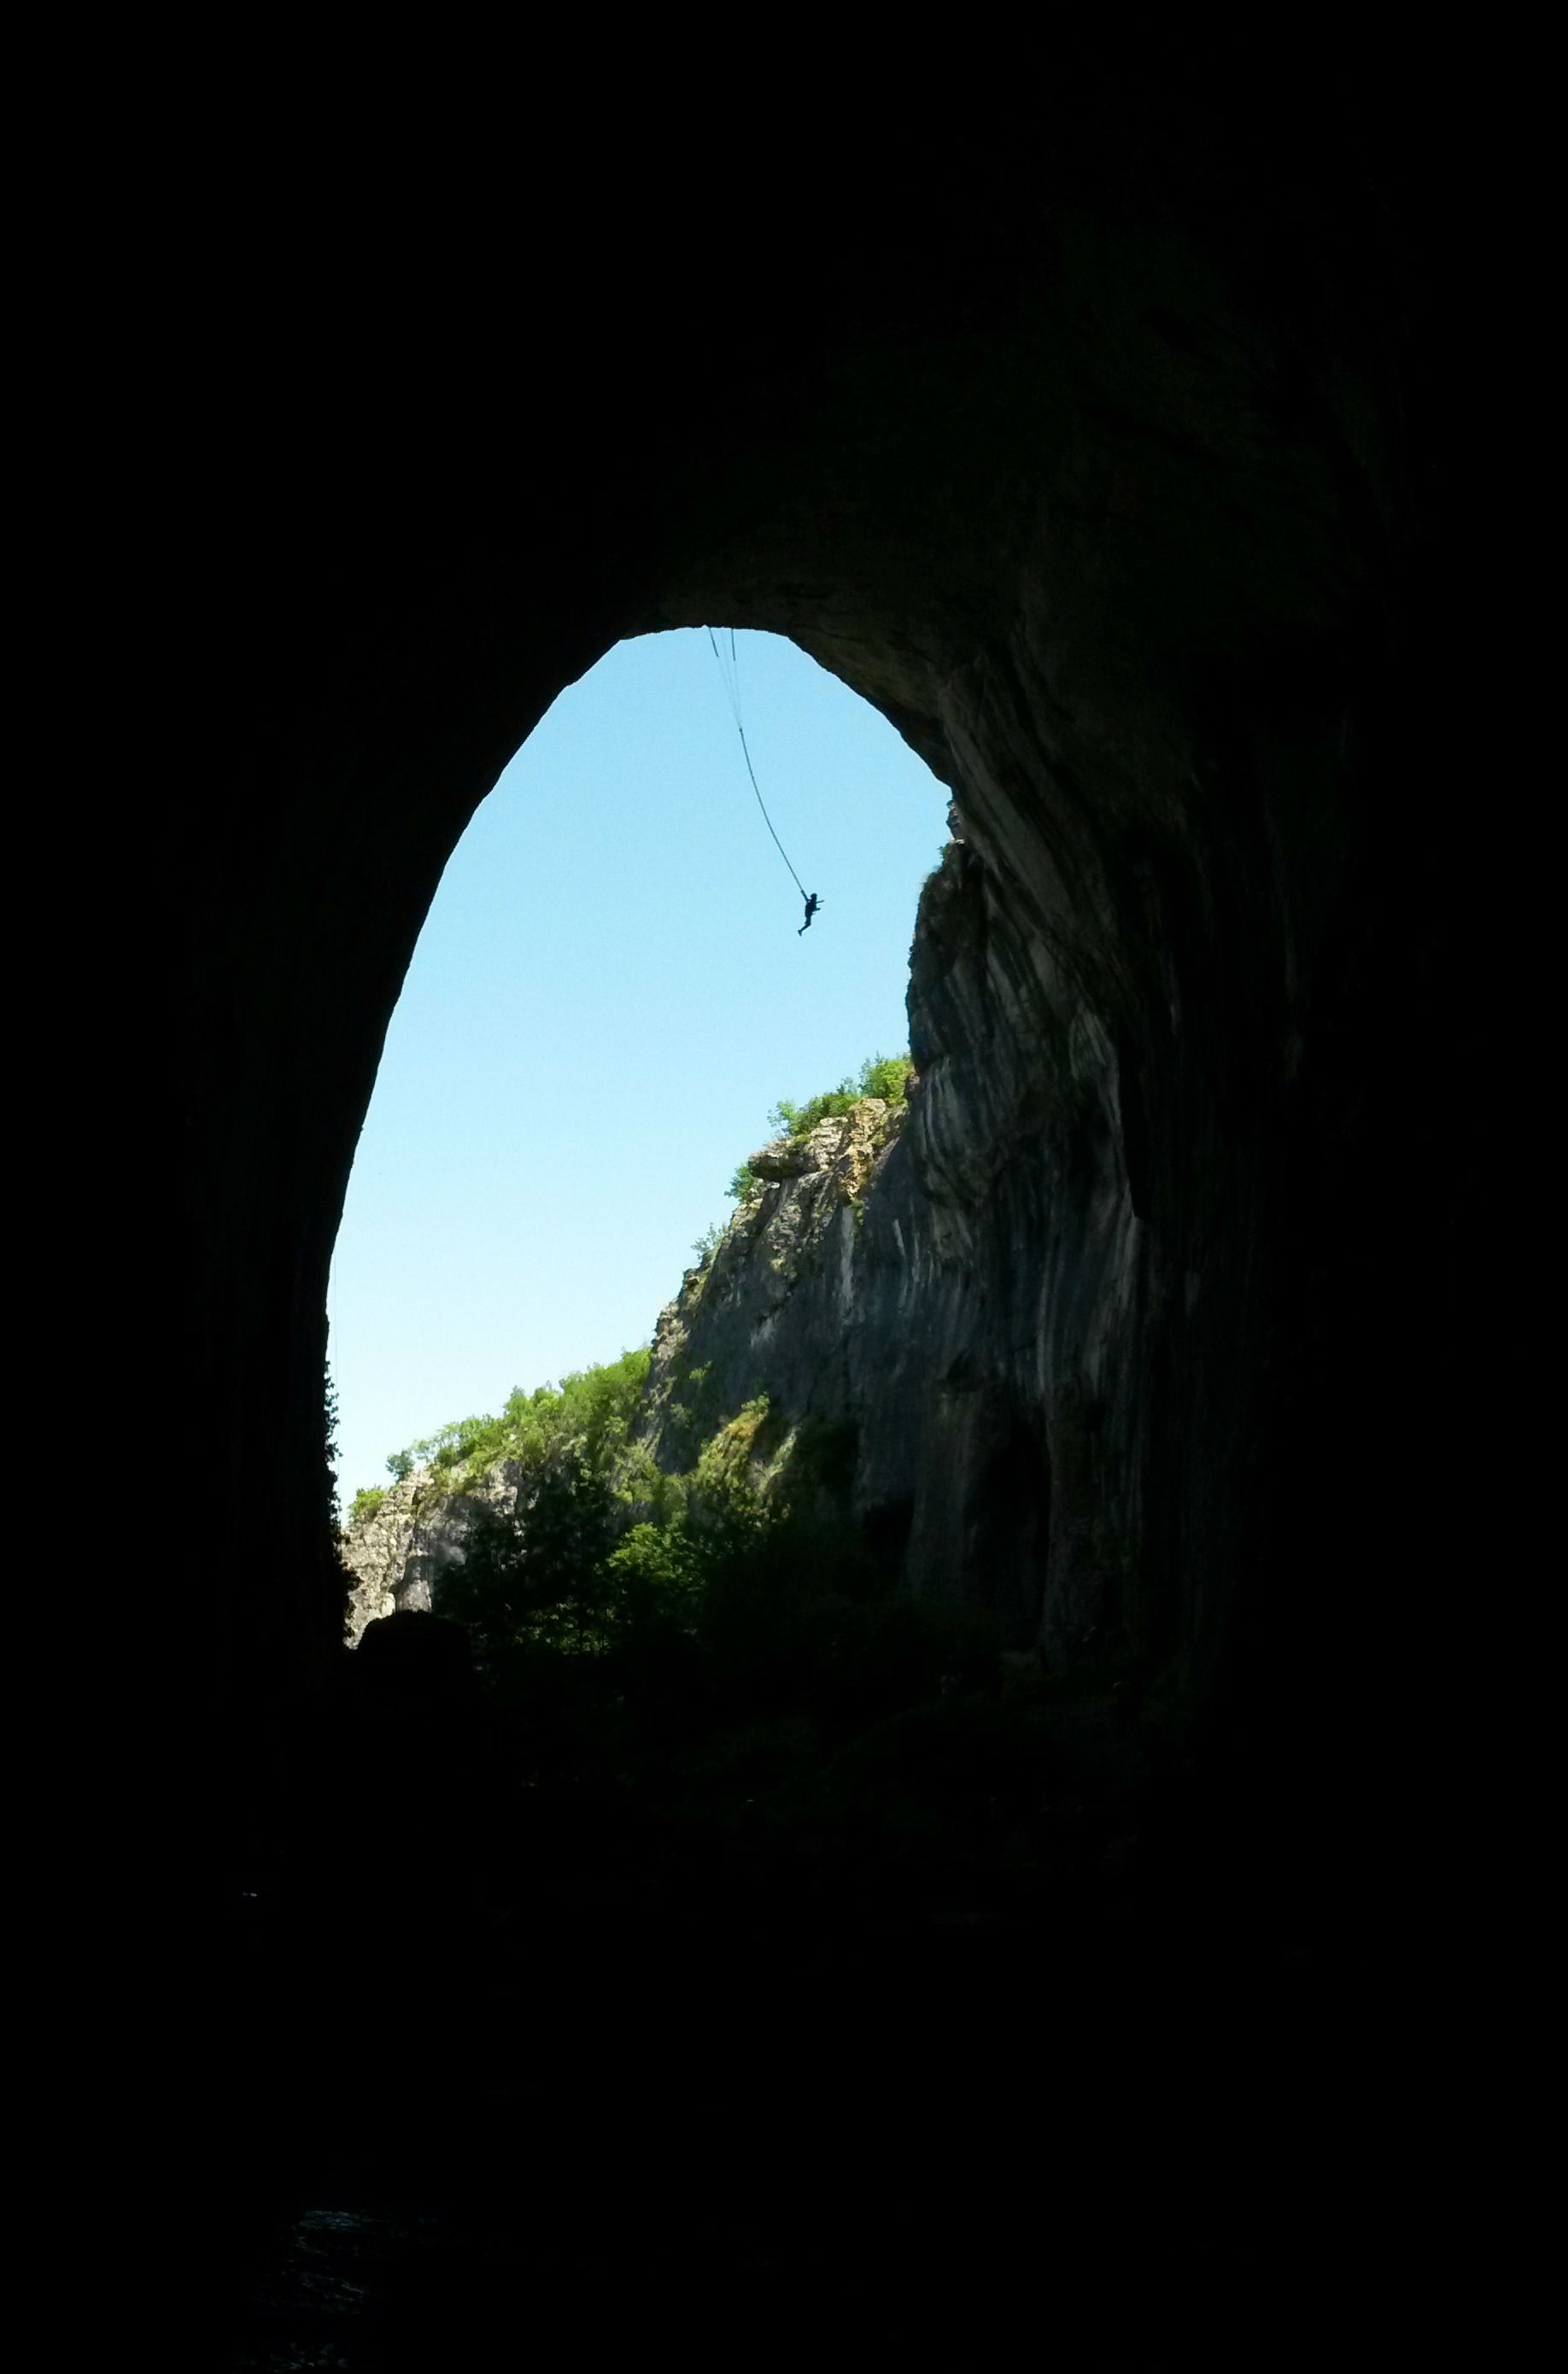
[328,625,951,1623]
[126,91,1524,2365]
[190,143,1460,1832]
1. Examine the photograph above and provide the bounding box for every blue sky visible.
[329,628,951,1503]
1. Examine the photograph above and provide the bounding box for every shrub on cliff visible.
[383,1347,652,1503]
[427,1397,787,1687]
[768,1051,912,1144]
[435,1454,621,1667]
[722,1055,910,1207]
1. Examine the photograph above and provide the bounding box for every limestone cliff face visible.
[340,1465,520,1647]
[344,825,1153,1661]
[640,827,1144,1658]
[638,1096,906,1481]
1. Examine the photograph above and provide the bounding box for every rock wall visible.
[342,803,1156,1664]
[340,1465,523,1647]
[344,825,1142,1660]
[338,1473,432,1645]
[640,827,1144,1656]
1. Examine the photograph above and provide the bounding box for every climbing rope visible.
[707,627,815,910]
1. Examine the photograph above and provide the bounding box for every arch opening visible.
[172,116,1496,2355]
[329,626,960,1646]
[204,208,1434,1758]
[328,627,948,1529]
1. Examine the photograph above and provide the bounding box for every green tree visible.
[383,1348,651,1501]
[325,1364,342,1529]
[768,1052,911,1143]
[436,1454,621,1666]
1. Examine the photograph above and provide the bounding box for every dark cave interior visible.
[146,82,1513,2362]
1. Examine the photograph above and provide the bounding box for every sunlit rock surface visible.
[340,1465,524,1646]
[641,837,1138,1653]
[339,1473,428,1640]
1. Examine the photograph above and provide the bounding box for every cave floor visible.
[215,1737,1351,2369]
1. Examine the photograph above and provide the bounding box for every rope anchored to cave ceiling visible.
[706,626,822,933]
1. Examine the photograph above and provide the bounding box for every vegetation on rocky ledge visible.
[768,1051,912,1143]
[348,1050,918,1577]
[725,1051,911,1207]
[379,1348,651,1504]
[337,1028,1181,1956]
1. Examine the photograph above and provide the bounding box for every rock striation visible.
[640,833,1140,1656]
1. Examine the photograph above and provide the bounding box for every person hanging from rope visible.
[708,625,822,934]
